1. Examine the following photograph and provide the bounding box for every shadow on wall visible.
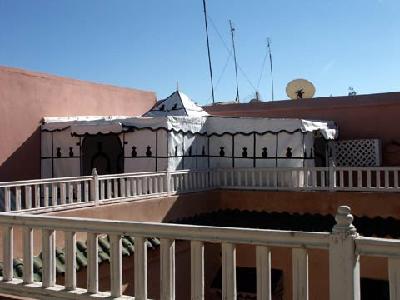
[0,127,41,181]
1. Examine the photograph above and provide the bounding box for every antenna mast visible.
[229,20,240,103]
[267,38,274,101]
[202,0,215,103]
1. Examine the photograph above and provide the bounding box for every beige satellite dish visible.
[286,79,316,99]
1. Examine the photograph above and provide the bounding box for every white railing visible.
[0,176,93,212]
[1,167,400,213]
[0,206,398,299]
[215,166,400,192]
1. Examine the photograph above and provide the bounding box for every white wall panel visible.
[53,158,80,177]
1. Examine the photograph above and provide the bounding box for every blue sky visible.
[0,0,399,104]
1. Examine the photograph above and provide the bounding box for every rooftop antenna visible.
[229,20,240,102]
[267,38,274,101]
[176,81,179,92]
[202,0,215,104]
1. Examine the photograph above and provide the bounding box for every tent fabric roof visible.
[42,115,337,139]
[143,91,209,117]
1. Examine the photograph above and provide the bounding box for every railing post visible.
[329,206,360,300]
[90,168,99,206]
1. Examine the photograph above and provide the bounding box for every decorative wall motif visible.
[329,139,381,167]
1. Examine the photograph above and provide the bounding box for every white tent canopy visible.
[41,91,338,177]
[143,91,209,117]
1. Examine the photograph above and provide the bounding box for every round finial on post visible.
[91,168,98,176]
[332,205,357,235]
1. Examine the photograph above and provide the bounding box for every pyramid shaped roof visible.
[143,91,209,117]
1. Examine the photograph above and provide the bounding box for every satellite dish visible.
[286,79,316,99]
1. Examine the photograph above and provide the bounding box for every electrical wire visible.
[207,15,257,93]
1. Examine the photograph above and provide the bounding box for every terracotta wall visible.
[0,66,156,181]
[204,92,400,166]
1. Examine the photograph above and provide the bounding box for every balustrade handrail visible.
[0,212,330,249]
[0,176,93,188]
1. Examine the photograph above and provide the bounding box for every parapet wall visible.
[0,66,156,181]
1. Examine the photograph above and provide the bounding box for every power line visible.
[207,15,257,93]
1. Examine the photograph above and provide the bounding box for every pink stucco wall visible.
[204,92,400,166]
[0,66,156,181]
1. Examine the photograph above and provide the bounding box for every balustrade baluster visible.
[16,187,22,210]
[356,170,362,189]
[120,178,126,198]
[158,175,164,193]
[132,179,137,196]
[113,179,119,198]
[65,231,76,290]
[84,181,89,202]
[43,185,49,208]
[237,171,242,187]
[110,234,122,297]
[107,179,112,199]
[223,171,228,186]
[160,238,175,300]
[23,227,33,284]
[4,187,11,212]
[126,178,132,197]
[292,248,309,300]
[148,177,153,194]
[42,229,56,288]
[138,178,143,195]
[68,182,74,203]
[377,170,381,188]
[153,176,158,194]
[385,170,390,188]
[222,242,236,300]
[60,182,66,204]
[135,237,148,300]
[2,226,13,281]
[76,182,82,202]
[256,246,271,300]
[367,169,372,188]
[34,185,40,207]
[25,186,32,209]
[87,232,98,294]
[100,180,105,200]
[191,241,204,300]
[51,183,57,206]
[349,170,353,189]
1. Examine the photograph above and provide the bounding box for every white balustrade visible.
[0,206,399,299]
[2,167,400,213]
